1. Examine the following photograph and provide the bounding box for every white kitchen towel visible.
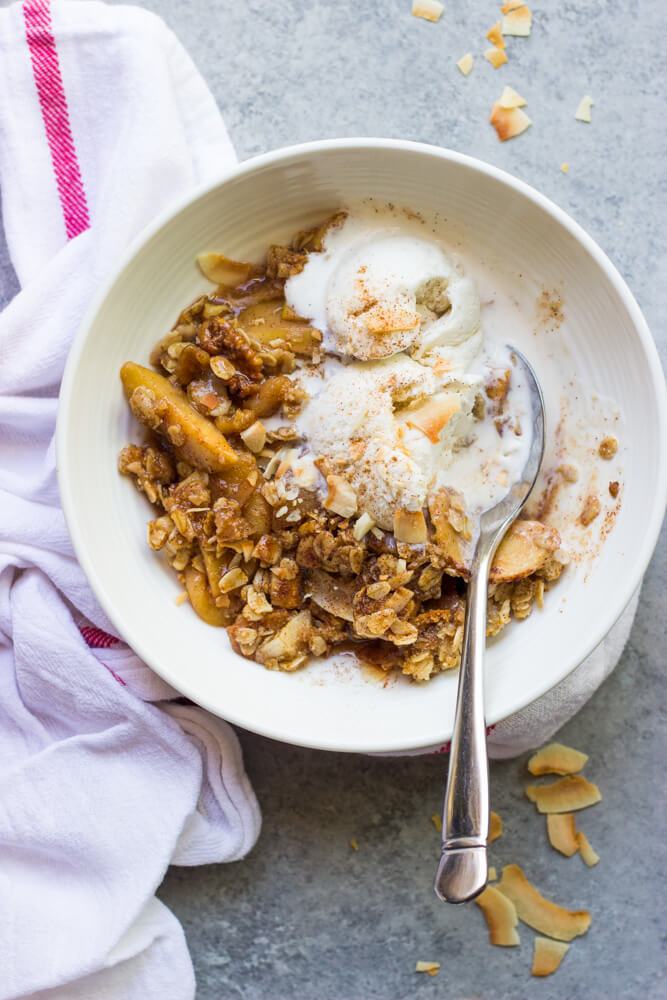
[0,3,260,999]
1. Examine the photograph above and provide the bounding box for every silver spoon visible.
[433,347,545,904]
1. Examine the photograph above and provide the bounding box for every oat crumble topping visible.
[118,214,570,682]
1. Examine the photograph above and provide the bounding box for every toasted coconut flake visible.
[547,813,578,857]
[496,864,591,941]
[307,569,355,622]
[406,395,461,443]
[528,742,589,776]
[324,475,357,518]
[411,0,444,22]
[196,252,254,285]
[490,103,531,141]
[415,961,441,975]
[526,775,601,814]
[475,886,520,946]
[575,95,594,123]
[394,509,427,544]
[498,85,527,108]
[349,838,359,851]
[501,0,525,11]
[561,162,570,174]
[490,521,558,582]
[532,937,570,977]
[430,813,443,832]
[488,865,498,882]
[485,47,509,68]
[489,811,503,843]
[576,831,600,867]
[487,22,505,48]
[240,420,267,454]
[457,52,474,75]
[352,511,375,541]
[502,6,532,36]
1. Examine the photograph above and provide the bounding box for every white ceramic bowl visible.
[57,139,667,754]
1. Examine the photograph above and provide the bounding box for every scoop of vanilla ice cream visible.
[285,216,482,367]
[298,355,478,530]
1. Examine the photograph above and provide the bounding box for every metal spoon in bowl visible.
[433,347,545,905]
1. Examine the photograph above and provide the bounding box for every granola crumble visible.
[119,213,569,682]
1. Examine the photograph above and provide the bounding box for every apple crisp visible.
[118,213,567,682]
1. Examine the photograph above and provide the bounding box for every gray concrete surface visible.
[1,0,665,997]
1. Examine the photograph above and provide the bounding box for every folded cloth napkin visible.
[0,2,260,998]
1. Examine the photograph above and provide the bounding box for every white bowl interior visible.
[58,142,666,753]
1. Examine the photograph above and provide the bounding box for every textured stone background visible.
[1,1,665,998]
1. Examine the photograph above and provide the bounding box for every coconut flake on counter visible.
[575,95,594,123]
[490,101,532,141]
[457,52,474,75]
[502,5,532,36]
[485,47,509,68]
[487,22,505,48]
[411,0,444,22]
[498,85,527,109]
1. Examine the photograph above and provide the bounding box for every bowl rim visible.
[57,137,667,752]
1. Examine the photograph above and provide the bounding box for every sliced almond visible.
[490,520,559,582]
[394,509,427,544]
[532,937,570,977]
[196,252,254,285]
[457,52,474,76]
[324,475,357,519]
[496,864,591,941]
[575,95,594,123]
[415,961,440,976]
[352,511,375,541]
[498,85,527,108]
[561,162,570,174]
[576,831,600,867]
[209,355,237,381]
[547,813,578,857]
[485,47,509,68]
[411,0,444,22]
[475,886,520,946]
[489,811,503,843]
[502,5,532,36]
[488,865,498,882]
[486,22,505,48]
[528,742,588,776]
[490,103,531,141]
[240,420,267,454]
[526,775,601,814]
[405,394,461,443]
[219,567,249,593]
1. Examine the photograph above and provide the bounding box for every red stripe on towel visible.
[23,0,90,238]
[79,625,120,650]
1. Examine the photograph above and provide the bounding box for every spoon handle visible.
[433,542,492,903]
